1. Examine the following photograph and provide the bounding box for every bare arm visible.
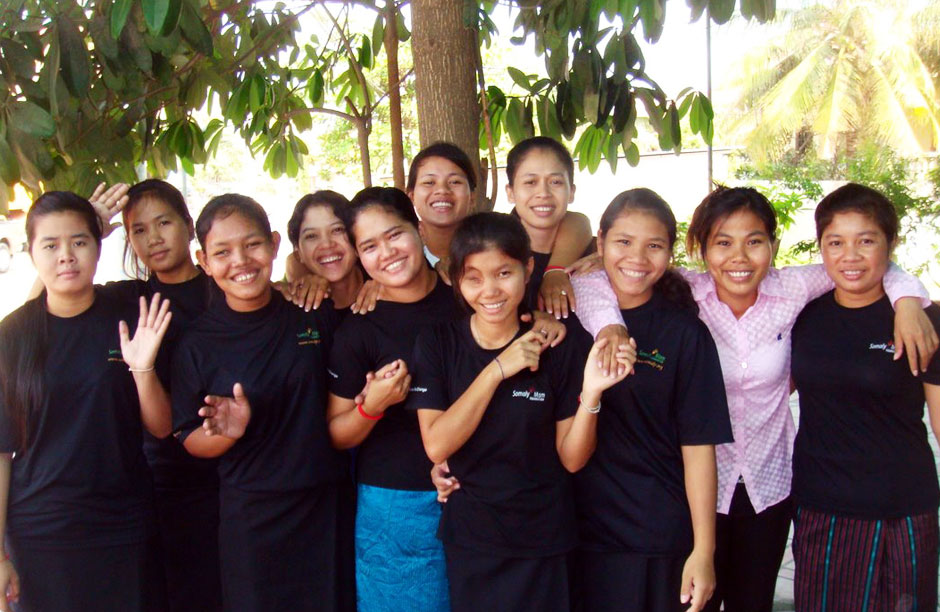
[679,444,718,612]
[327,360,410,449]
[417,331,542,464]
[181,382,251,458]
[0,455,20,611]
[120,295,173,438]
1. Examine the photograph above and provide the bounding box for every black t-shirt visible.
[101,272,220,489]
[328,278,460,490]
[0,290,154,549]
[791,292,940,518]
[172,292,348,492]
[407,317,584,557]
[573,292,733,555]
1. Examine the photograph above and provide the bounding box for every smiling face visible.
[296,204,357,283]
[506,148,574,233]
[351,206,425,288]
[598,211,672,309]
[126,195,194,280]
[458,247,532,326]
[197,212,279,312]
[30,211,100,300]
[820,210,891,307]
[704,209,773,312]
[408,155,473,229]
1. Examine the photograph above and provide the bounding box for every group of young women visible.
[0,134,937,612]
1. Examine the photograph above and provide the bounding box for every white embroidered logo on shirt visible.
[868,341,896,354]
[511,387,546,402]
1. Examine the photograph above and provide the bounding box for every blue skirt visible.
[355,484,450,612]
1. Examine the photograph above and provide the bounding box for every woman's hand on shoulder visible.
[893,297,939,376]
[352,279,384,315]
[538,269,575,319]
[566,252,603,278]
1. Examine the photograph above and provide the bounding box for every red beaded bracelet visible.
[357,403,383,420]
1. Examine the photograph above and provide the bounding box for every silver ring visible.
[539,328,548,336]
[560,290,568,296]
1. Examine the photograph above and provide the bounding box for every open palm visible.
[200,383,252,440]
[120,294,172,371]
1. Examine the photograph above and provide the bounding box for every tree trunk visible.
[384,0,405,190]
[411,0,487,210]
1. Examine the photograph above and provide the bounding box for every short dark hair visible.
[345,187,420,246]
[27,191,102,250]
[449,212,531,312]
[195,193,272,250]
[506,136,574,186]
[815,183,899,245]
[407,142,477,193]
[287,190,350,248]
[122,179,194,279]
[687,185,777,260]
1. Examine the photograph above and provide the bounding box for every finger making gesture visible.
[200,383,252,440]
[494,330,544,378]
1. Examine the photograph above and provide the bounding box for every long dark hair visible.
[122,179,194,279]
[0,192,102,452]
[449,212,531,314]
[599,188,698,314]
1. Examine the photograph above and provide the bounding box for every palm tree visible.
[726,0,940,162]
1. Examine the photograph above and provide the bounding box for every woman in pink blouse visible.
[573,185,937,612]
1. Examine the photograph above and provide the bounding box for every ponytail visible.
[654,269,698,315]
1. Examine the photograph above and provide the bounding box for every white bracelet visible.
[128,366,155,373]
[579,395,601,414]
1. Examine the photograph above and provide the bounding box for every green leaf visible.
[396,11,410,42]
[605,130,620,173]
[359,36,373,70]
[308,69,324,107]
[505,98,527,144]
[120,19,153,74]
[507,67,531,92]
[624,141,640,166]
[0,137,21,185]
[371,14,385,55]
[707,0,735,24]
[638,0,665,43]
[143,0,182,35]
[57,16,91,97]
[179,1,213,56]
[249,75,266,112]
[89,16,120,62]
[11,101,55,138]
[111,0,135,40]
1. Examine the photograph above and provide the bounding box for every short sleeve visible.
[0,377,14,453]
[406,326,450,411]
[922,305,940,385]
[328,319,375,400]
[674,319,733,445]
[97,279,146,304]
[550,317,590,421]
[571,271,625,338]
[171,338,205,442]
